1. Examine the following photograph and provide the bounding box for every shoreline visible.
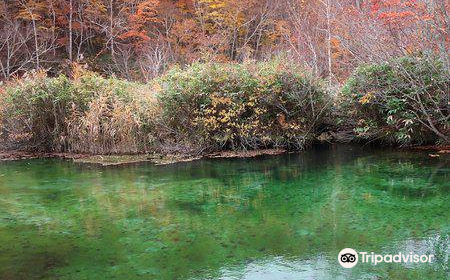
[0,149,287,166]
[0,145,448,166]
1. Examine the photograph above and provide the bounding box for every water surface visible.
[0,145,448,279]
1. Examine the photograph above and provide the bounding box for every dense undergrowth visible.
[155,62,328,154]
[0,56,448,155]
[0,66,155,154]
[341,55,449,146]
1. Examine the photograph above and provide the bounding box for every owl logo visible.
[340,253,356,263]
[338,248,359,268]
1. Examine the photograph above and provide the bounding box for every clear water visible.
[0,145,448,280]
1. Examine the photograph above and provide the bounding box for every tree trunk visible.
[325,0,332,87]
[69,0,73,61]
[32,17,40,69]
[109,0,115,57]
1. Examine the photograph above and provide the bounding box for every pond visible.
[0,145,448,280]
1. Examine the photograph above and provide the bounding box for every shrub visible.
[0,68,153,153]
[155,59,329,153]
[341,55,450,145]
[65,88,152,154]
[0,60,329,155]
[2,71,76,151]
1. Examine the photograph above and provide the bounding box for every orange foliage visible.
[370,0,428,27]
[120,0,160,47]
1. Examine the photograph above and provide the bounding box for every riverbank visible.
[1,145,448,166]
[1,56,447,158]
[409,145,450,153]
[0,148,287,166]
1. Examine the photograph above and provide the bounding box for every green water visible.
[0,145,448,280]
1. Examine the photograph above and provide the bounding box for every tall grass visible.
[0,60,330,154]
[2,55,445,155]
[0,68,154,154]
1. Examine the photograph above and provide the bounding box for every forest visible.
[0,0,449,155]
[0,2,449,280]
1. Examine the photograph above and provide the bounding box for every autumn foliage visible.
[0,0,448,153]
[1,0,446,81]
[155,60,328,153]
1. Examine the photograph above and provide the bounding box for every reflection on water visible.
[217,256,331,280]
[215,233,449,280]
[0,145,448,280]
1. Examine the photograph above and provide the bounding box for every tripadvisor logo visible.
[338,248,358,268]
[338,248,434,268]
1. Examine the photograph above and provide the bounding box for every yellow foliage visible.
[359,92,375,105]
